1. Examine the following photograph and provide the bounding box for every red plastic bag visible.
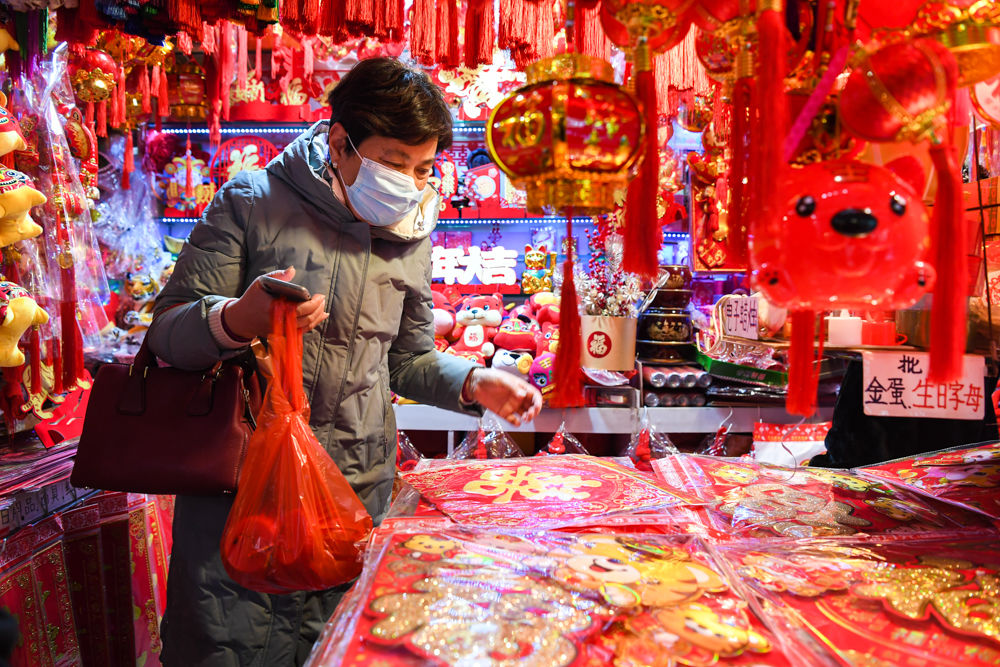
[221,301,373,594]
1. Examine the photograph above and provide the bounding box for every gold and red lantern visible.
[68,47,117,104]
[486,54,644,215]
[487,53,645,408]
[860,0,1000,86]
[169,61,208,122]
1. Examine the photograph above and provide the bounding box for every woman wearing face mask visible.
[146,57,543,667]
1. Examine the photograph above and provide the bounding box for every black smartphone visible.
[259,276,312,302]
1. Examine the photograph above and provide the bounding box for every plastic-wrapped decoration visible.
[721,535,1000,666]
[448,413,525,460]
[651,454,989,540]
[307,528,788,666]
[535,421,589,456]
[623,410,680,472]
[401,455,701,529]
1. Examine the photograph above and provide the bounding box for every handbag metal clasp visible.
[202,362,224,383]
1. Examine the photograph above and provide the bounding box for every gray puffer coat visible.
[147,121,477,666]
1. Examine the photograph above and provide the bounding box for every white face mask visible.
[335,135,430,227]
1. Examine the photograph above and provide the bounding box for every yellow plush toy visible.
[0,168,45,248]
[0,93,26,158]
[0,282,49,367]
[0,29,17,53]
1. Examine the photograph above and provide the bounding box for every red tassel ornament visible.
[410,0,436,65]
[96,100,107,137]
[140,64,151,115]
[549,215,587,408]
[753,0,787,225]
[786,310,819,417]
[465,0,496,69]
[122,130,134,190]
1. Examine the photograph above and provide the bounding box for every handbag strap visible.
[117,337,261,423]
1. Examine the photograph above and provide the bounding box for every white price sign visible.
[721,295,759,340]
[861,351,986,420]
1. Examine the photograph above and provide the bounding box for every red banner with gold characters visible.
[401,456,701,529]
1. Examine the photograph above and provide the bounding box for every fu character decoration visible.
[487,52,643,406]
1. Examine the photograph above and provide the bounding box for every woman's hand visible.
[223,267,329,339]
[464,368,543,427]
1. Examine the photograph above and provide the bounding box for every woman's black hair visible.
[327,57,453,154]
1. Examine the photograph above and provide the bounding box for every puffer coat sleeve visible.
[387,238,481,412]
[146,174,255,370]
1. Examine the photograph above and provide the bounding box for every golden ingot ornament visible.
[486,53,644,215]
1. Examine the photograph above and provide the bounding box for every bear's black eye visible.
[796,196,816,217]
[890,194,907,216]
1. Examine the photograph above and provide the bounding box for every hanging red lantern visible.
[486,54,645,215]
[68,48,118,103]
[169,61,208,122]
[487,53,646,408]
[839,38,964,384]
[859,1,1000,86]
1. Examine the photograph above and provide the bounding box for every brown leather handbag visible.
[71,338,262,496]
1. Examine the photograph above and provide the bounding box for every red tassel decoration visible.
[169,0,202,39]
[96,100,107,137]
[51,337,63,397]
[622,46,662,280]
[304,37,314,82]
[301,0,322,35]
[726,75,752,266]
[435,0,461,68]
[140,64,151,114]
[255,36,263,81]
[29,327,41,397]
[157,64,170,118]
[549,215,587,408]
[786,310,818,417]
[387,0,405,42]
[754,1,787,226]
[575,0,611,62]
[177,30,193,55]
[237,26,248,92]
[122,130,134,190]
[220,22,235,121]
[185,151,195,201]
[928,142,967,383]
[465,0,496,69]
[271,28,280,76]
[320,0,345,40]
[410,0,436,65]
[345,0,374,35]
[85,100,94,127]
